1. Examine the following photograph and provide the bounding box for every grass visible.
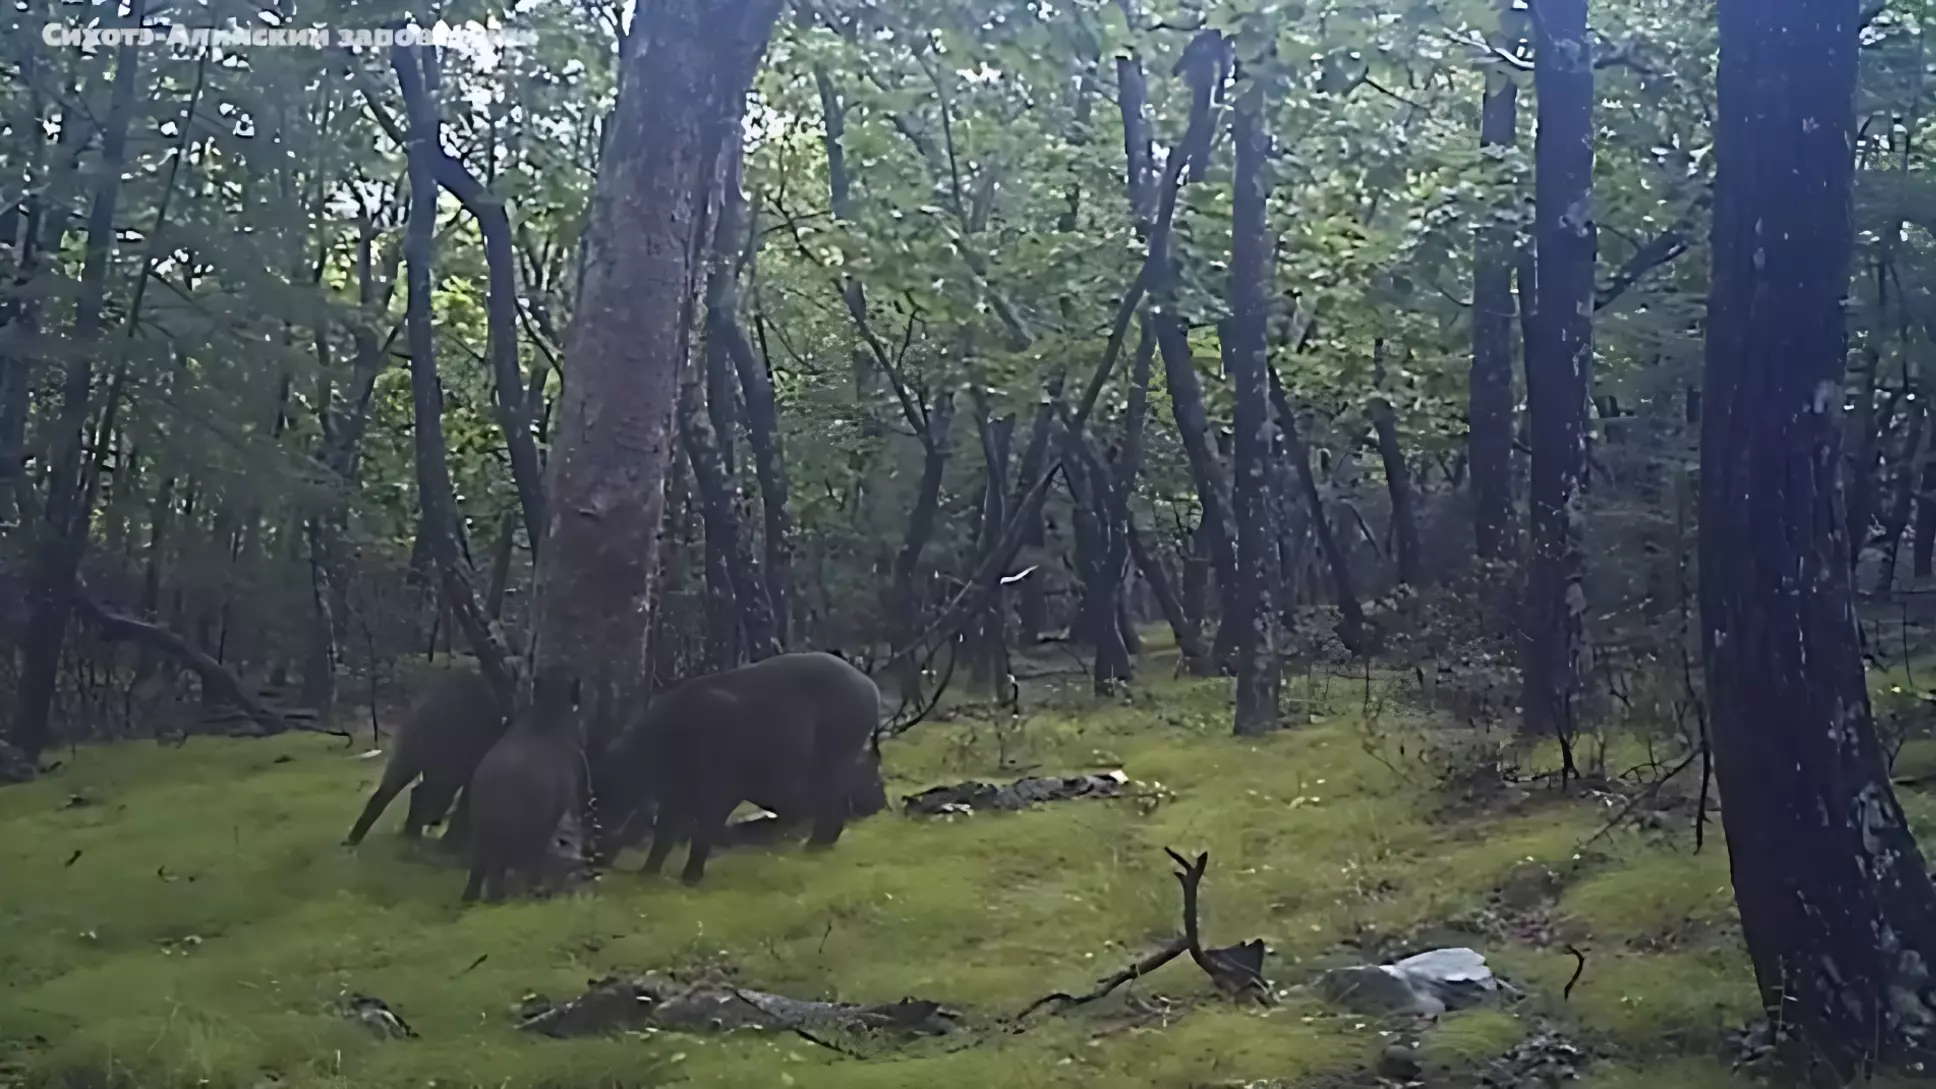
[0,650,1814,1089]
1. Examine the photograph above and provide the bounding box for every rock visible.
[1316,947,1503,1017]
[1377,1044,1423,1080]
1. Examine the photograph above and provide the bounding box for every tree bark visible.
[1226,62,1281,736]
[1701,0,1936,1073]
[1471,59,1520,560]
[1520,0,1596,742]
[530,0,784,733]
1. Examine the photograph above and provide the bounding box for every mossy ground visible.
[0,644,1918,1089]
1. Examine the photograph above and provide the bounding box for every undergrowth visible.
[0,644,1908,1089]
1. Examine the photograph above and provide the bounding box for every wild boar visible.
[591,651,884,884]
[343,664,509,847]
[462,679,583,903]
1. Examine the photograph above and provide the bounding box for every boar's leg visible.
[461,863,487,902]
[438,786,472,850]
[344,760,417,845]
[804,777,849,850]
[641,798,688,876]
[681,796,738,885]
[406,775,462,838]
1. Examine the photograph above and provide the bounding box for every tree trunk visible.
[1064,428,1131,693]
[1226,63,1281,736]
[1471,59,1519,560]
[1271,371,1371,654]
[718,154,791,649]
[1844,348,1883,571]
[1520,0,1596,743]
[1701,0,1936,1073]
[969,406,1014,693]
[10,6,143,759]
[1369,341,1422,586]
[392,45,514,702]
[1915,456,1936,578]
[530,0,783,732]
[679,346,778,663]
[892,390,955,694]
[1875,395,1924,594]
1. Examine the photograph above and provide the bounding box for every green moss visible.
[1559,846,1737,946]
[0,670,1777,1087]
[1494,944,1758,1053]
[1581,1058,1766,1089]
[1416,1009,1529,1068]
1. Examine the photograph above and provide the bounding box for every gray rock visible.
[1315,947,1502,1017]
[1377,1044,1423,1080]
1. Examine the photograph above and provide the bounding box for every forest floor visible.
[4,641,1935,1089]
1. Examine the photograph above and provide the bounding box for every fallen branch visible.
[1165,848,1271,1000]
[73,584,349,740]
[1015,935,1190,1019]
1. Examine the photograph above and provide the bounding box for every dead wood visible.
[1015,934,1190,1018]
[1017,849,1271,1019]
[1164,847,1271,1000]
[73,584,348,741]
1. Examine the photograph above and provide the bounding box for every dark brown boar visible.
[592,651,884,885]
[462,680,583,902]
[343,664,509,846]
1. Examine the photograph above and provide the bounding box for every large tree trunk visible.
[10,6,143,760]
[1701,0,1936,1074]
[1471,51,1520,560]
[1520,0,1596,743]
[530,0,784,736]
[1226,61,1281,736]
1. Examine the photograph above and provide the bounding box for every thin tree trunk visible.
[1369,341,1422,585]
[1227,60,1281,736]
[1471,51,1520,560]
[679,346,778,662]
[1520,0,1596,744]
[1702,0,1936,1072]
[1270,371,1371,655]
[392,45,513,702]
